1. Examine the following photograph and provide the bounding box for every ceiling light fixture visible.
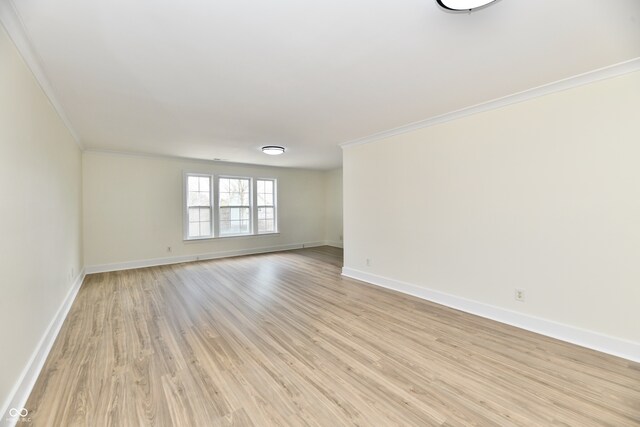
[436,0,499,12]
[261,145,285,156]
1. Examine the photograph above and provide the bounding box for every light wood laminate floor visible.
[25,247,640,426]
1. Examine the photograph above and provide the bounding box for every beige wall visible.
[83,152,330,268]
[0,24,83,414]
[343,71,640,344]
[324,168,343,247]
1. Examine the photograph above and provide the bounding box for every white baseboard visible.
[324,241,344,248]
[85,242,334,274]
[293,241,343,249]
[1,269,86,426]
[342,267,640,363]
[301,241,326,249]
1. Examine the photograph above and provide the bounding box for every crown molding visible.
[340,57,640,149]
[0,0,83,149]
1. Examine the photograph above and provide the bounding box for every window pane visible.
[257,180,274,208]
[194,191,209,206]
[219,178,230,192]
[264,207,274,219]
[230,208,240,220]
[257,207,273,220]
[187,176,211,207]
[220,218,251,235]
[258,208,275,233]
[199,177,209,192]
[187,175,280,238]
[220,207,230,221]
[200,208,210,222]
[200,221,211,236]
[257,180,276,233]
[189,207,199,222]
[219,178,250,235]
[219,178,249,208]
[259,217,275,233]
[222,221,242,235]
[186,175,213,238]
[188,176,199,192]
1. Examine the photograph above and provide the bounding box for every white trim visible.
[341,267,640,363]
[251,176,259,235]
[183,172,215,240]
[85,242,328,274]
[301,241,326,248]
[325,241,344,248]
[340,58,640,149]
[217,175,253,237]
[0,0,83,150]
[256,177,278,234]
[1,269,86,425]
[184,232,281,242]
[183,173,281,240]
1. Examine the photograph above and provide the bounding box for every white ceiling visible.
[6,0,640,169]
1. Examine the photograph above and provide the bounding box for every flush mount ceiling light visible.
[436,0,499,11]
[261,145,286,155]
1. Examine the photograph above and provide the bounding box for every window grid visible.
[185,174,213,239]
[219,177,252,236]
[184,174,277,240]
[256,179,276,233]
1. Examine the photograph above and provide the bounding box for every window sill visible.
[184,232,280,243]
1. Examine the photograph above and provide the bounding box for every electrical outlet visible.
[167,246,172,253]
[366,258,371,267]
[339,235,343,241]
[515,289,525,302]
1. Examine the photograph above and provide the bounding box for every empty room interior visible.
[1,0,640,425]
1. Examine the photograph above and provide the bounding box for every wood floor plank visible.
[24,247,640,426]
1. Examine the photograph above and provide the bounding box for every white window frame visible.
[183,172,214,240]
[255,178,278,234]
[217,175,253,237]
[183,172,278,241]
